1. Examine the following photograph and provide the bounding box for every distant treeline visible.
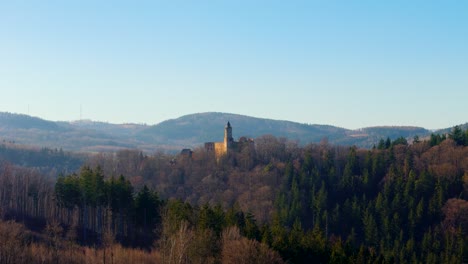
[0,143,83,174]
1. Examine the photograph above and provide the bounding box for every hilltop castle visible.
[205,122,253,159]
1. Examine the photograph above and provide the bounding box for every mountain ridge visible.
[0,111,464,153]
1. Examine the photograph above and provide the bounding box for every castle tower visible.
[224,121,233,148]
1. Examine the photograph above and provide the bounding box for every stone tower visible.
[205,122,253,160]
[224,121,234,148]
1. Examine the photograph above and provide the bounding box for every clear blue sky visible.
[1,1,467,129]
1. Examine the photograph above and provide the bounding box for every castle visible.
[205,122,253,159]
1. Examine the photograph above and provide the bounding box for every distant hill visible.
[0,112,62,131]
[0,111,462,152]
[431,122,468,135]
[0,112,150,153]
[338,126,431,147]
[137,112,349,147]
[138,113,436,149]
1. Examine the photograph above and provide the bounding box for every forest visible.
[0,126,467,263]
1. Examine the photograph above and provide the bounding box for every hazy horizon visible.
[2,110,465,132]
[1,1,467,129]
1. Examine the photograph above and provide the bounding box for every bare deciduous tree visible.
[221,226,284,264]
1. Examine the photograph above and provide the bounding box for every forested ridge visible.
[0,126,467,263]
[2,111,459,152]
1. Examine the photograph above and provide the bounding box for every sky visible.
[0,1,467,129]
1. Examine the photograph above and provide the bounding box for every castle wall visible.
[214,142,226,159]
[205,142,215,151]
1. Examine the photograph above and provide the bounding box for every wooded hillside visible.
[0,126,467,263]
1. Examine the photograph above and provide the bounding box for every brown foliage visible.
[442,198,468,233]
[221,226,284,264]
[0,220,160,264]
[421,140,465,180]
[0,220,28,264]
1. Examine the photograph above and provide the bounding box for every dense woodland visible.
[0,126,467,263]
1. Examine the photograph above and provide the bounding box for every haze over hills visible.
[0,111,463,153]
